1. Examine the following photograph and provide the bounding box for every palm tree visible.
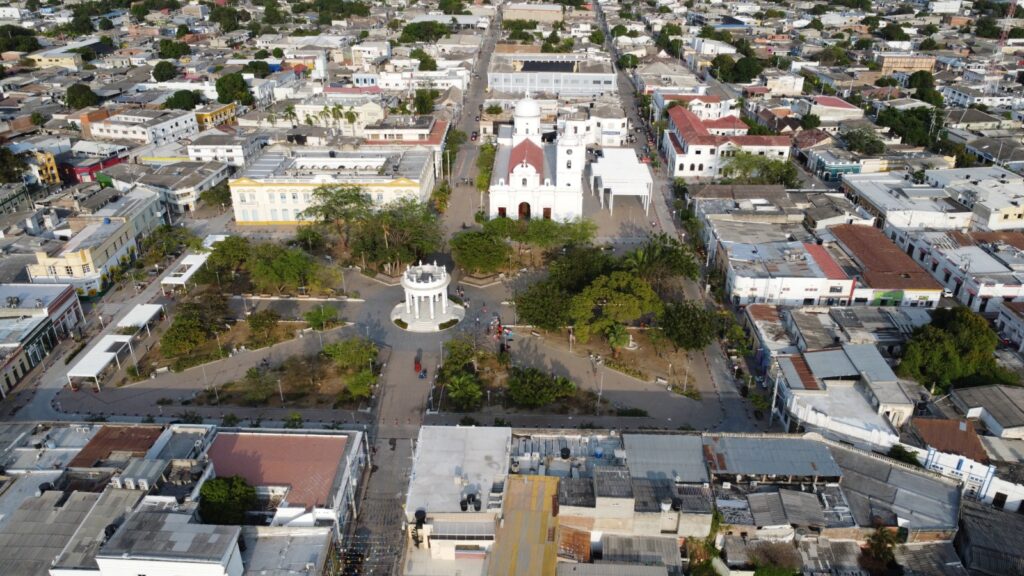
[304,114,314,126]
[283,104,297,126]
[605,324,630,358]
[344,106,359,126]
[267,110,277,127]
[445,372,483,411]
[319,106,331,127]
[330,104,344,131]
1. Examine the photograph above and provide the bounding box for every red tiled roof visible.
[804,243,848,280]
[830,225,942,291]
[911,418,989,463]
[703,116,748,130]
[668,106,790,148]
[813,96,858,110]
[949,230,1024,251]
[508,139,545,180]
[206,432,349,509]
[68,425,163,468]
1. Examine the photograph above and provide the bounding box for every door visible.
[518,202,531,220]
[543,207,552,220]
[993,492,1008,509]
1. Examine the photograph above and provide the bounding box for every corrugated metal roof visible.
[623,434,709,483]
[704,436,842,478]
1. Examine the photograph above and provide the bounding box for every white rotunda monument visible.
[391,261,464,332]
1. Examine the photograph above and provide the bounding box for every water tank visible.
[560,447,571,460]
[103,217,111,225]
[415,509,426,529]
[473,499,482,512]
[460,499,468,512]
[594,446,604,459]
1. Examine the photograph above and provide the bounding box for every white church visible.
[488,96,584,221]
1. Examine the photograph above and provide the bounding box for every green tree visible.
[398,21,450,43]
[605,323,630,357]
[611,24,628,37]
[853,37,873,50]
[864,525,898,568]
[589,29,604,44]
[410,48,437,71]
[158,39,191,59]
[919,37,939,51]
[254,49,270,59]
[446,372,484,411]
[242,60,272,78]
[569,271,663,342]
[350,198,443,273]
[176,23,190,37]
[451,231,511,275]
[247,309,280,343]
[199,476,256,525]
[160,305,212,357]
[843,129,886,155]
[163,88,199,109]
[324,338,377,371]
[301,185,371,248]
[304,305,339,330]
[152,60,177,82]
[98,17,114,30]
[886,444,921,467]
[879,23,909,41]
[808,18,824,31]
[622,232,698,291]
[215,72,254,105]
[617,54,639,69]
[413,88,438,114]
[272,47,284,58]
[800,114,821,130]
[661,301,719,350]
[66,83,99,109]
[293,225,325,252]
[975,16,1001,38]
[283,412,304,428]
[0,149,28,183]
[30,112,46,126]
[722,153,799,187]
[199,180,231,206]
[0,25,40,53]
[247,243,316,294]
[507,367,575,408]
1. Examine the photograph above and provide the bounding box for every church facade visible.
[487,96,584,222]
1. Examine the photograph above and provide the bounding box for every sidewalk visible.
[55,325,357,419]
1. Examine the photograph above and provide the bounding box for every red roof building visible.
[508,139,545,180]
[663,106,791,180]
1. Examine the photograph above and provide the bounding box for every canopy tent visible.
[159,253,209,294]
[589,148,653,215]
[66,334,136,391]
[116,304,165,337]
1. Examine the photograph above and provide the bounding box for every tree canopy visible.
[349,198,443,274]
[0,149,28,183]
[66,84,99,109]
[215,72,254,105]
[451,230,511,275]
[199,476,256,525]
[152,60,177,82]
[410,48,437,71]
[157,39,191,59]
[507,367,575,408]
[399,21,449,43]
[897,306,1017,392]
[164,90,201,110]
[323,337,377,371]
[568,271,663,343]
[722,153,799,187]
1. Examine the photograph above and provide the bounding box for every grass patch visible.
[64,341,88,364]
[605,358,649,381]
[438,318,459,330]
[394,318,408,329]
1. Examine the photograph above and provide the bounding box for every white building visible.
[721,240,857,307]
[488,53,617,97]
[793,96,866,124]
[488,96,584,222]
[557,101,630,147]
[941,85,1023,109]
[770,344,912,449]
[95,512,245,576]
[663,105,791,180]
[377,68,470,92]
[231,147,435,225]
[187,132,261,167]
[91,110,199,146]
[928,0,962,13]
[290,94,385,137]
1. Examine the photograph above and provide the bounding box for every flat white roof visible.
[160,253,209,286]
[67,334,133,380]
[591,148,653,194]
[405,426,511,520]
[116,304,164,329]
[202,234,230,249]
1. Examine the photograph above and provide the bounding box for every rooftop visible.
[67,425,164,469]
[98,511,240,563]
[622,434,708,483]
[406,426,510,519]
[488,475,559,576]
[239,526,333,576]
[830,225,942,291]
[703,435,842,478]
[911,418,989,463]
[952,385,1024,430]
[0,491,99,576]
[205,431,350,509]
[52,488,146,571]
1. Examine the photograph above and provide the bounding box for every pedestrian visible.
[475,316,480,324]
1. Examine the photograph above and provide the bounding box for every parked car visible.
[471,131,479,140]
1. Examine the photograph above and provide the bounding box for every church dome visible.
[514,96,540,119]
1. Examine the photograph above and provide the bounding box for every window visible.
[522,178,528,186]
[829,286,843,293]
[83,264,91,274]
[64,266,73,276]
[566,160,572,169]
[279,193,287,202]
[291,192,298,201]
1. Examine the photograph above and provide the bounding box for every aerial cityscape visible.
[0,0,1022,574]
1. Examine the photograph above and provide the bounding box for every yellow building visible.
[34,151,61,185]
[876,53,936,76]
[488,475,559,576]
[194,102,236,131]
[28,53,83,70]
